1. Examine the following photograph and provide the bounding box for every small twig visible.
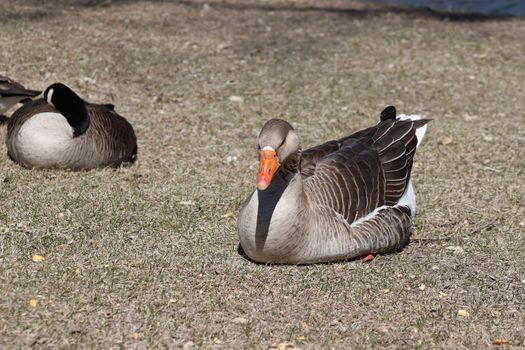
[431,219,461,227]
[412,237,452,243]
[468,219,498,234]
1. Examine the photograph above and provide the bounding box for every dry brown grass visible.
[1,0,524,348]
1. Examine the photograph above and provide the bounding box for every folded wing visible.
[302,108,429,224]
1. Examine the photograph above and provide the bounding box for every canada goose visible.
[237,106,430,264]
[6,83,137,170]
[0,75,40,116]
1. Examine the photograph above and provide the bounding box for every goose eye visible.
[278,139,286,148]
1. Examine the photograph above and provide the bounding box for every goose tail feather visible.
[398,114,429,148]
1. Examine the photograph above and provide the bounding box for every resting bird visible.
[6,82,137,170]
[0,75,40,116]
[237,106,430,264]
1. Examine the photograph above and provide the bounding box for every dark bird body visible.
[0,75,40,116]
[6,83,137,170]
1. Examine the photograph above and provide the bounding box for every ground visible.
[0,0,524,348]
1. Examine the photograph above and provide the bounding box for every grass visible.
[1,0,524,348]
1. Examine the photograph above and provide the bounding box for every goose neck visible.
[54,96,90,137]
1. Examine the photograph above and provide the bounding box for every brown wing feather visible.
[300,126,378,177]
[300,140,341,177]
[86,103,137,166]
[302,117,429,224]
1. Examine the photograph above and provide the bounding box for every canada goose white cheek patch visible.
[45,88,54,106]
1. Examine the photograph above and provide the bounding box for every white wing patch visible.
[396,179,416,216]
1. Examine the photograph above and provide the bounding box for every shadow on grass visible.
[237,243,409,266]
[0,8,57,22]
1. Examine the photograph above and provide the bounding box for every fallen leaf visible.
[294,335,306,340]
[329,319,341,326]
[179,200,195,206]
[32,255,45,262]
[74,268,81,274]
[182,341,195,350]
[493,338,509,345]
[383,288,390,294]
[232,317,248,324]
[225,155,238,163]
[216,42,232,51]
[457,309,469,317]
[419,284,426,291]
[438,136,453,145]
[132,332,142,340]
[300,321,310,333]
[221,211,235,219]
[270,342,295,350]
[229,95,244,103]
[445,246,465,254]
[439,291,448,298]
[482,133,493,141]
[29,298,38,308]
[463,114,478,121]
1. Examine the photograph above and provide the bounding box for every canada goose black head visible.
[43,83,90,137]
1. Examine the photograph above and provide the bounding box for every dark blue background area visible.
[370,0,525,16]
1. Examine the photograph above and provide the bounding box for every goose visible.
[6,83,137,170]
[0,75,41,116]
[237,106,430,264]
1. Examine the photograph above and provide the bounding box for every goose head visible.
[256,119,301,191]
[43,83,90,137]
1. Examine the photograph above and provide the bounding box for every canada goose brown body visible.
[6,83,137,170]
[0,75,40,115]
[238,107,429,264]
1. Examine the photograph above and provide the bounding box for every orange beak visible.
[256,148,280,191]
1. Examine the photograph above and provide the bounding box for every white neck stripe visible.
[46,88,54,106]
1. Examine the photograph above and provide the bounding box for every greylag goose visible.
[237,106,430,264]
[0,75,40,116]
[6,83,137,170]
